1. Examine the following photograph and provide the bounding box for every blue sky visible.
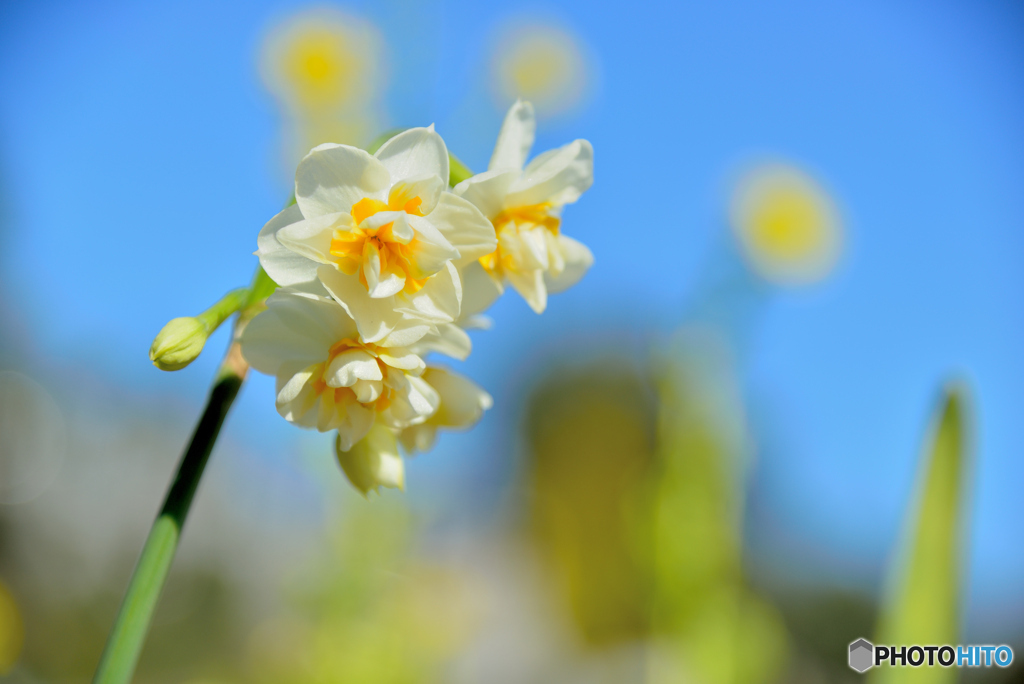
[1,0,1022,637]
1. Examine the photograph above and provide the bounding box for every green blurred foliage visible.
[871,386,971,684]
[246,499,475,684]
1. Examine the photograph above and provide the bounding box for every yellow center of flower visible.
[479,203,560,275]
[311,338,393,411]
[330,196,429,294]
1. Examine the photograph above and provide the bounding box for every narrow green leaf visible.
[871,385,971,683]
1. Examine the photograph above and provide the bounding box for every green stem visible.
[92,271,270,683]
[195,287,249,336]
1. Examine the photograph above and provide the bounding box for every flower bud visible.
[336,424,405,495]
[149,317,208,371]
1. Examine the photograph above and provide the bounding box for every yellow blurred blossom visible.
[731,164,841,284]
[260,8,383,114]
[491,23,589,117]
[0,579,24,674]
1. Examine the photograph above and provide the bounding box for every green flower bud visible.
[149,317,208,371]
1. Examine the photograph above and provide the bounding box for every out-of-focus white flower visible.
[454,101,593,313]
[240,288,447,451]
[731,163,841,285]
[335,423,405,495]
[258,127,496,341]
[491,23,590,118]
[398,367,493,454]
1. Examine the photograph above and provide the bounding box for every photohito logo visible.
[848,639,1014,673]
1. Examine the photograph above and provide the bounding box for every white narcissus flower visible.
[398,367,493,454]
[454,100,594,314]
[240,287,445,451]
[257,126,497,343]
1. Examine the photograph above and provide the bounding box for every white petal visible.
[318,266,427,345]
[375,127,449,186]
[325,349,383,388]
[361,241,407,299]
[240,296,337,375]
[389,174,445,215]
[410,323,472,361]
[488,100,536,171]
[423,367,493,428]
[507,267,547,313]
[296,143,390,218]
[276,212,347,265]
[506,139,593,208]
[427,193,498,267]
[256,204,319,287]
[395,261,462,324]
[458,261,504,319]
[336,424,404,493]
[398,424,437,454]
[351,379,383,404]
[453,168,518,220]
[334,397,375,450]
[405,215,461,278]
[545,235,593,294]
[377,348,426,372]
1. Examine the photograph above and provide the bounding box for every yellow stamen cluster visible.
[330,196,428,294]
[479,203,560,275]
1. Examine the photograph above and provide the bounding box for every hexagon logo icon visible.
[849,638,874,673]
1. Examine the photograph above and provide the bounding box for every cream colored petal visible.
[351,378,383,404]
[453,168,518,219]
[375,126,449,186]
[296,143,390,218]
[256,204,318,287]
[395,261,462,324]
[336,424,405,494]
[488,99,536,171]
[459,261,504,319]
[398,424,437,454]
[410,323,472,361]
[240,293,346,375]
[318,266,429,346]
[389,174,446,215]
[404,215,461,278]
[325,349,383,388]
[427,193,498,267]
[545,234,593,294]
[377,348,426,373]
[276,212,348,265]
[361,241,406,299]
[384,375,440,426]
[506,139,593,208]
[423,367,493,428]
[507,226,549,271]
[334,397,376,451]
[507,267,547,313]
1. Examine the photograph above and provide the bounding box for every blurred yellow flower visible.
[731,164,841,284]
[491,23,589,117]
[0,579,24,674]
[260,8,383,114]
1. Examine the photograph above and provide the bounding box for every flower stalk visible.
[93,269,272,684]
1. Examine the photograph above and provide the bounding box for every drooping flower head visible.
[455,100,594,313]
[258,127,497,341]
[240,288,441,452]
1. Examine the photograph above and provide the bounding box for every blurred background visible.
[1,1,1023,682]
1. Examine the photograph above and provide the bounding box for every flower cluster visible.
[239,101,594,494]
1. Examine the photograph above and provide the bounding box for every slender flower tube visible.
[454,100,594,313]
[257,126,497,342]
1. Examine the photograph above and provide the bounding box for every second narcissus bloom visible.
[455,100,594,313]
[241,287,444,451]
[257,126,497,342]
